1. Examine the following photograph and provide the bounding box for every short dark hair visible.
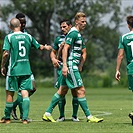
[60,19,72,26]
[16,13,25,19]
[127,16,133,28]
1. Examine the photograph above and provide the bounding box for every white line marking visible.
[65,110,112,117]
[92,111,112,116]
[31,110,112,122]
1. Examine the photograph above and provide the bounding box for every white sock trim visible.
[45,112,51,116]
[87,114,92,119]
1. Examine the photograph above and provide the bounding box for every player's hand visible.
[1,67,6,76]
[78,64,83,72]
[115,70,120,81]
[44,44,52,51]
[60,42,65,48]
[62,65,68,78]
[52,58,61,68]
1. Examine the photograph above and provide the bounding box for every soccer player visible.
[50,19,79,122]
[11,13,52,120]
[115,15,133,125]
[42,12,103,123]
[0,18,46,124]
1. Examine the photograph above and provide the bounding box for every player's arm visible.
[78,48,86,72]
[1,50,10,76]
[44,44,52,51]
[39,44,52,51]
[30,36,52,51]
[50,49,60,68]
[62,44,70,77]
[115,49,124,81]
[57,41,65,60]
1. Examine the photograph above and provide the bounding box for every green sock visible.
[22,97,30,120]
[13,93,23,109]
[19,101,23,119]
[78,97,91,117]
[72,97,79,117]
[46,93,61,114]
[58,96,66,117]
[132,91,133,112]
[4,102,13,119]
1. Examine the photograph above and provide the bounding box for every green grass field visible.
[0,86,133,133]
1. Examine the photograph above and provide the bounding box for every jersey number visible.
[19,41,26,57]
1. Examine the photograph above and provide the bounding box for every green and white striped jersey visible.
[53,35,65,51]
[65,27,86,70]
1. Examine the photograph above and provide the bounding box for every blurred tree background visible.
[0,0,132,87]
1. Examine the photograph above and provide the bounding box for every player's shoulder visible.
[69,27,78,33]
[55,36,60,40]
[56,35,65,40]
[67,27,79,36]
[122,31,133,39]
[121,31,133,42]
[67,27,79,39]
[22,32,33,39]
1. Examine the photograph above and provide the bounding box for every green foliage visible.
[102,75,112,87]
[0,30,2,58]
[0,0,132,78]
[82,59,128,88]
[82,73,103,88]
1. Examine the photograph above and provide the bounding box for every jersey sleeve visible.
[31,36,40,49]
[65,31,77,46]
[3,35,10,51]
[53,36,60,50]
[118,36,124,49]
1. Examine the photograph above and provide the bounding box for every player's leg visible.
[55,66,67,121]
[12,92,22,120]
[67,70,103,123]
[19,76,36,121]
[0,90,14,124]
[75,86,103,123]
[42,86,68,122]
[66,71,91,118]
[20,75,32,124]
[57,96,66,121]
[75,86,91,116]
[57,86,69,122]
[21,90,30,124]
[12,74,36,120]
[42,92,61,122]
[6,76,19,120]
[19,74,36,116]
[0,76,18,123]
[127,75,133,125]
[71,89,79,122]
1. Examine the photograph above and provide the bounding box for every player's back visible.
[6,31,33,76]
[122,31,133,64]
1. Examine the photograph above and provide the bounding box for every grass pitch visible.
[0,85,133,133]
